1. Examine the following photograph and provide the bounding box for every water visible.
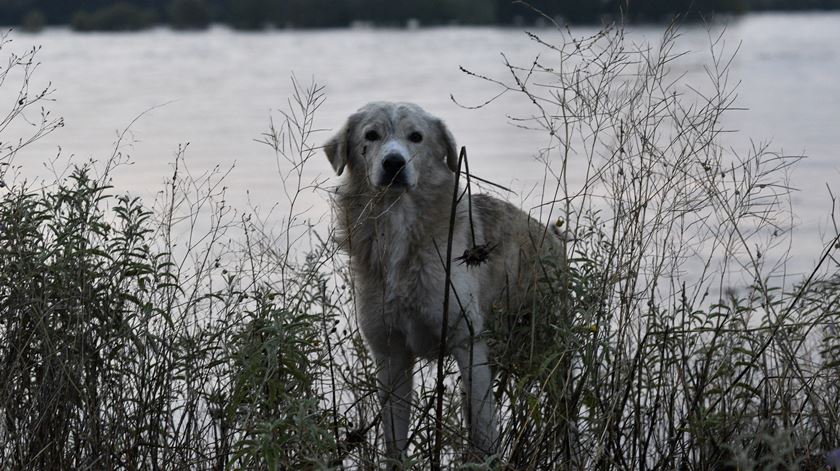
[2,12,839,276]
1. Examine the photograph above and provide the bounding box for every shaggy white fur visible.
[325,102,565,462]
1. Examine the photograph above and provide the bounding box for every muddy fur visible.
[325,102,566,461]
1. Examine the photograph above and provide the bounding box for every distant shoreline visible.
[6,10,840,35]
[6,9,840,34]
[5,0,840,33]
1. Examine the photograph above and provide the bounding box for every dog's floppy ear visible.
[324,113,359,176]
[436,119,459,172]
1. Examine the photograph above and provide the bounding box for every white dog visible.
[325,102,565,462]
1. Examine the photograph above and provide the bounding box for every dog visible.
[324,102,566,462]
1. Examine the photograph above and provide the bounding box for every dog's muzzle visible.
[379,153,408,188]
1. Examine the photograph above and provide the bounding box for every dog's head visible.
[324,102,458,191]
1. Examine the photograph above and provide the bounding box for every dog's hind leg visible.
[453,341,499,458]
[375,347,414,463]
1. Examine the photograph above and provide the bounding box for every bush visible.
[71,3,157,32]
[0,168,171,468]
[167,0,212,30]
[0,158,345,468]
[225,0,278,30]
[20,10,46,33]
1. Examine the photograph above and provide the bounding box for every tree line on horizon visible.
[3,0,840,31]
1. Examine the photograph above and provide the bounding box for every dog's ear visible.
[436,119,459,173]
[324,113,359,176]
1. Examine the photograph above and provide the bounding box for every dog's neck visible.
[334,178,457,280]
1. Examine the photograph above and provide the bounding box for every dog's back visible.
[470,194,567,314]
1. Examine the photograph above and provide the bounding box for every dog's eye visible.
[408,132,423,143]
[364,130,380,141]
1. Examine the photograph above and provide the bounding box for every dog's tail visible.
[551,217,574,242]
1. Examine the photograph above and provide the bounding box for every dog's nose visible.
[382,153,406,174]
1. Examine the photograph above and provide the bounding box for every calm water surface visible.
[3,12,839,275]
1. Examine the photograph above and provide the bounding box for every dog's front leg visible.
[453,340,499,457]
[375,348,414,463]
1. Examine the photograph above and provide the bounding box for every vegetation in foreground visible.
[1,23,840,470]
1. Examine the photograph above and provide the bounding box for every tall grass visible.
[1,21,839,470]
[459,21,840,469]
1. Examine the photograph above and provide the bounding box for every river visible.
[2,12,838,277]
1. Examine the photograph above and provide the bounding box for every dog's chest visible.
[367,225,443,305]
[356,219,485,357]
